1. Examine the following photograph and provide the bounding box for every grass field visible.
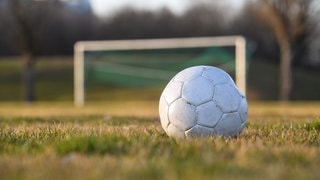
[0,101,320,180]
[1,58,320,179]
[1,57,320,101]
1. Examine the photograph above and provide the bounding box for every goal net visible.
[74,36,247,106]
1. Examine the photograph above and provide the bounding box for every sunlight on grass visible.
[0,102,320,179]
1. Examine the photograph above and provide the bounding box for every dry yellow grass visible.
[0,101,158,117]
[1,101,320,117]
[0,101,319,180]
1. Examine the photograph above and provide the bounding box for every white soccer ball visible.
[159,65,248,139]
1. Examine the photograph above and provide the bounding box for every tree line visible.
[0,0,319,102]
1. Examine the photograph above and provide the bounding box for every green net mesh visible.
[84,47,238,87]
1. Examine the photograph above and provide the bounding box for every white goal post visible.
[74,36,247,107]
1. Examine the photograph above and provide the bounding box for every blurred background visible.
[0,0,319,103]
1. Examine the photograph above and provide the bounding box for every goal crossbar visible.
[74,36,246,107]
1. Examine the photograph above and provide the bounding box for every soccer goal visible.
[74,36,247,107]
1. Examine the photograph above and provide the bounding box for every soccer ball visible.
[159,65,248,139]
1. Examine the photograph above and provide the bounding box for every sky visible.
[90,0,246,17]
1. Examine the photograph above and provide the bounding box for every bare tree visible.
[250,0,312,101]
[0,0,62,102]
